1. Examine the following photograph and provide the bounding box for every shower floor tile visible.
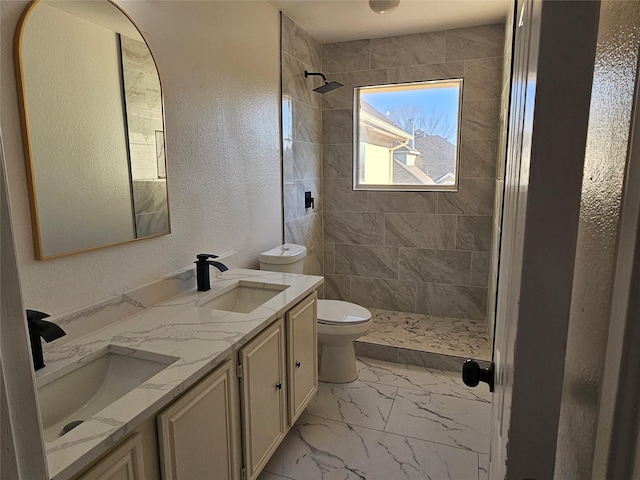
[356,309,491,363]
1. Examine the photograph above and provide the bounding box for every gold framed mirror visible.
[15,0,170,260]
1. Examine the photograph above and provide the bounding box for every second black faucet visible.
[195,254,228,291]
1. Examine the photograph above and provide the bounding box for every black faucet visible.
[26,310,66,371]
[195,254,229,291]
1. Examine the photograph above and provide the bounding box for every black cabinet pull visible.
[295,361,301,368]
[276,383,282,390]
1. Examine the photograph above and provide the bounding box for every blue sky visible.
[362,84,460,143]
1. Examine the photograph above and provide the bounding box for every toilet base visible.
[319,343,358,383]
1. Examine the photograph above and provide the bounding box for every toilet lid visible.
[317,300,371,325]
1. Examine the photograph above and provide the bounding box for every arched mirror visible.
[16,0,170,259]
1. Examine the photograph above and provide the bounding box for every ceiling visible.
[268,0,512,44]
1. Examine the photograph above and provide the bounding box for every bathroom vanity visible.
[36,269,322,480]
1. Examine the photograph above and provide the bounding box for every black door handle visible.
[462,359,495,392]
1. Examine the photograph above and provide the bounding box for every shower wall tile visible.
[281,14,295,57]
[459,139,497,178]
[438,178,494,215]
[384,214,456,249]
[461,98,501,141]
[284,179,321,223]
[282,52,321,109]
[304,245,323,276]
[399,249,472,285]
[463,56,503,101]
[282,139,294,181]
[416,284,487,320]
[367,191,438,214]
[322,109,353,144]
[285,212,323,256]
[283,181,302,222]
[445,24,505,62]
[322,69,388,110]
[324,274,351,301]
[319,24,505,321]
[386,61,465,83]
[292,141,322,180]
[324,243,336,275]
[293,100,322,144]
[456,216,492,251]
[324,177,368,211]
[322,39,370,73]
[282,14,323,276]
[299,177,323,213]
[292,21,322,71]
[323,143,353,179]
[324,211,385,245]
[351,277,417,312]
[335,245,399,279]
[471,252,490,288]
[370,31,446,68]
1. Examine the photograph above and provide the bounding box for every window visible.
[353,79,463,191]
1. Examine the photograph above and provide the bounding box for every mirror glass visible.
[17,0,170,259]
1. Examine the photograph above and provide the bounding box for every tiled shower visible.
[282,14,509,366]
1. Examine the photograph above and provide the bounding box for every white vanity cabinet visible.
[72,417,161,480]
[239,318,287,480]
[74,433,146,480]
[157,358,241,480]
[286,291,318,426]
[76,292,318,480]
[239,292,318,480]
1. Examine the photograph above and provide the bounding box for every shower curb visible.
[354,339,492,373]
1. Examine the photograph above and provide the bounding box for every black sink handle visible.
[196,253,219,261]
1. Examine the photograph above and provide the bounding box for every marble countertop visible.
[37,269,323,480]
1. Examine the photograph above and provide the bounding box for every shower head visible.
[304,70,343,94]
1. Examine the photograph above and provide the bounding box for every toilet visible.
[316,300,371,383]
[259,243,372,383]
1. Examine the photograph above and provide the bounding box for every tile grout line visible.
[301,412,488,457]
[382,385,399,433]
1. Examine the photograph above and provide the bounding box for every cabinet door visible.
[286,292,318,426]
[157,358,241,480]
[239,319,287,480]
[76,433,145,480]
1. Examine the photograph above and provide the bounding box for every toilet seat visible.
[317,300,371,326]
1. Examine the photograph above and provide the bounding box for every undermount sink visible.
[198,281,289,313]
[37,345,177,442]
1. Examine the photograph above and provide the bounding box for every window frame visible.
[352,78,464,192]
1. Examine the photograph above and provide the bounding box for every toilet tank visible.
[259,243,307,273]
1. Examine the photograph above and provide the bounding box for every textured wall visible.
[322,25,504,321]
[554,1,640,478]
[281,14,324,276]
[1,0,281,314]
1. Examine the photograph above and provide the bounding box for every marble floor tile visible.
[479,453,489,480]
[358,309,492,361]
[304,379,397,431]
[385,388,491,453]
[357,358,492,403]
[264,414,479,480]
